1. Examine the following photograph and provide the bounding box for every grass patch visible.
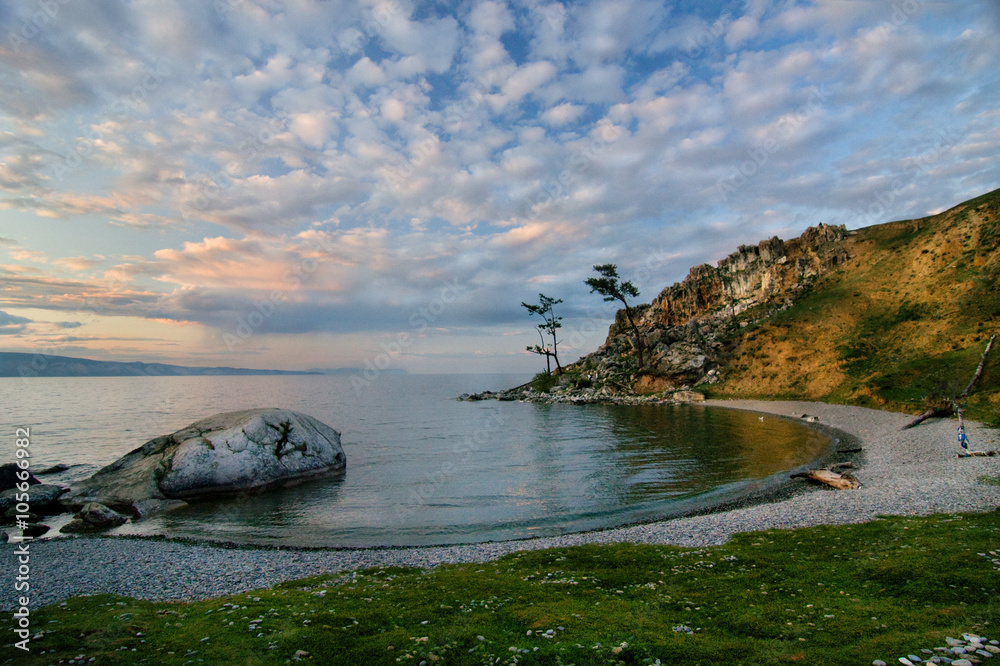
[530,372,559,393]
[8,510,999,665]
[980,476,1000,487]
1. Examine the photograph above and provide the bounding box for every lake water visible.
[0,374,832,547]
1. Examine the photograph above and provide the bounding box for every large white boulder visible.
[69,408,345,507]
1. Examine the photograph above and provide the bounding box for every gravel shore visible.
[3,400,998,610]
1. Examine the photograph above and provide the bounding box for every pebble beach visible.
[3,399,998,611]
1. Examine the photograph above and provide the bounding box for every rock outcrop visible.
[69,408,346,509]
[60,502,130,533]
[576,224,850,394]
[0,484,68,516]
[0,463,39,493]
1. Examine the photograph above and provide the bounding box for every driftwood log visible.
[902,334,996,430]
[790,469,860,490]
[901,405,953,430]
[960,334,996,398]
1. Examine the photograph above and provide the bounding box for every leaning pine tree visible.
[522,293,563,375]
[585,264,646,370]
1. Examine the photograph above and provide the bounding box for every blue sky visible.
[1,0,998,373]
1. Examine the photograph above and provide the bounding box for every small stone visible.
[909,656,924,663]
[873,661,887,666]
[900,659,915,666]
[976,650,993,659]
[952,660,974,666]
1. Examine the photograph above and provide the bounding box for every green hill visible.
[567,187,1000,424]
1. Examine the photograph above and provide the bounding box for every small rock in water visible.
[37,463,70,475]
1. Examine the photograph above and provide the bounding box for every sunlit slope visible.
[712,188,1000,420]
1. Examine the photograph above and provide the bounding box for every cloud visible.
[0,311,31,335]
[0,0,996,370]
[52,255,107,272]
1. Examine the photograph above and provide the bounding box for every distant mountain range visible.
[0,352,403,378]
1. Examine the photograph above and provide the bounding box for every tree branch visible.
[901,334,996,430]
[959,334,995,398]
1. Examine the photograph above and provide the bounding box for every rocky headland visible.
[465,222,853,405]
[473,188,1000,422]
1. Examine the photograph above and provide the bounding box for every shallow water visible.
[1,374,831,547]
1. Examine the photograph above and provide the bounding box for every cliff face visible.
[647,224,849,328]
[583,224,852,394]
[572,187,1000,422]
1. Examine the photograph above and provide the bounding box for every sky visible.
[0,0,998,374]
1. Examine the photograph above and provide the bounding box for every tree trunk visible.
[622,303,645,369]
[959,334,995,398]
[901,405,953,430]
[790,469,859,490]
[901,334,995,430]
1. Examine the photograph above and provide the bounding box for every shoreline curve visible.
[2,399,998,610]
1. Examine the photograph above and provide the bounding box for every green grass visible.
[530,372,559,393]
[6,510,999,665]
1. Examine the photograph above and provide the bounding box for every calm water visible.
[0,374,831,547]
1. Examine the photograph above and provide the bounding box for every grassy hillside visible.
[711,188,1000,424]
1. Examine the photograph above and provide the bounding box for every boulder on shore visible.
[0,483,68,515]
[60,502,129,533]
[68,408,346,509]
[0,463,39,493]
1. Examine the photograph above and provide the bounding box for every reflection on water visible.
[1,375,831,547]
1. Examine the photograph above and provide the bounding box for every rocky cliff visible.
[481,188,998,419]
[578,223,852,394]
[560,187,1000,423]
